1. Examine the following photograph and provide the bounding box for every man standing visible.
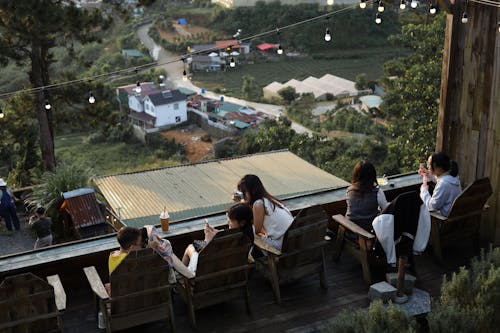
[0,178,20,232]
[29,206,53,249]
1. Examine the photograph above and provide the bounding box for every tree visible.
[0,1,109,171]
[381,14,446,171]
[278,86,298,105]
[241,75,261,101]
[355,73,368,90]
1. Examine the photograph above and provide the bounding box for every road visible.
[136,24,312,135]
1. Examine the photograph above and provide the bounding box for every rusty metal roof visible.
[94,151,349,228]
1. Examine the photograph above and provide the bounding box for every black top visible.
[32,217,52,238]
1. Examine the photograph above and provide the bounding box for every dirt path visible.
[161,125,214,162]
[0,209,36,256]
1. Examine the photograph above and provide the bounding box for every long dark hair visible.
[237,174,282,211]
[351,160,378,192]
[430,152,459,177]
[227,203,254,243]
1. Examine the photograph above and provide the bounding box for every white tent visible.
[208,52,218,57]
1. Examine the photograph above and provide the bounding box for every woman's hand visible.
[204,222,219,243]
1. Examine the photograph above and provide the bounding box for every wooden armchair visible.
[84,248,175,333]
[254,205,329,304]
[0,273,66,333]
[333,191,423,285]
[430,177,492,263]
[173,228,253,328]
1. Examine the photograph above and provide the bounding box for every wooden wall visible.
[437,1,500,244]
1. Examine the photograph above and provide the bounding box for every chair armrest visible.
[332,214,375,240]
[46,274,66,312]
[83,266,109,300]
[254,236,281,256]
[171,254,195,279]
[429,211,448,221]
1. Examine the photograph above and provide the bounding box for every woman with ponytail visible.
[418,151,462,216]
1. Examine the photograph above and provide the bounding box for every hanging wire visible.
[469,0,500,7]
[0,1,393,100]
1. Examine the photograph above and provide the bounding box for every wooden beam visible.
[436,0,453,14]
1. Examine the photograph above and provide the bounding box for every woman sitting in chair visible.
[236,174,293,251]
[346,160,388,233]
[418,151,462,216]
[182,203,254,274]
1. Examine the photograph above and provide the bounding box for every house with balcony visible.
[141,89,187,128]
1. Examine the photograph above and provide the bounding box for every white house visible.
[143,90,187,128]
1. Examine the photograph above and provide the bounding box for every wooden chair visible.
[84,248,175,333]
[333,191,422,285]
[254,205,329,304]
[0,272,66,333]
[174,229,254,328]
[173,228,253,329]
[430,177,493,263]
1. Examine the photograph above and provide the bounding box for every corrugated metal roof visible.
[94,151,349,228]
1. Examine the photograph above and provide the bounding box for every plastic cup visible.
[160,212,170,232]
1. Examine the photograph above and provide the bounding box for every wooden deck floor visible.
[61,242,475,333]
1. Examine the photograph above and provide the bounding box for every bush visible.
[428,246,500,333]
[327,300,416,332]
[27,163,95,241]
[145,132,185,159]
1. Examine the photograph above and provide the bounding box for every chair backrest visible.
[194,228,252,293]
[382,191,422,240]
[280,205,328,269]
[109,248,171,316]
[447,177,492,219]
[0,273,60,333]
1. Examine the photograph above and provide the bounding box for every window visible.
[174,103,179,110]
[175,116,181,123]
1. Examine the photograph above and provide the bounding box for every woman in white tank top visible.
[237,174,293,250]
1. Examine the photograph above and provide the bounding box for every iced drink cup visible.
[160,211,170,232]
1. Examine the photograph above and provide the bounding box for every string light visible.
[498,21,500,32]
[229,57,236,67]
[375,13,382,24]
[378,1,385,12]
[277,45,284,55]
[359,0,367,9]
[429,3,437,14]
[88,91,95,104]
[327,0,334,5]
[182,69,187,78]
[0,108,4,119]
[135,81,141,94]
[159,75,165,87]
[44,90,51,110]
[411,0,418,8]
[324,28,332,42]
[461,12,468,23]
[400,0,406,9]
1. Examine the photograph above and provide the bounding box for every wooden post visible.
[394,256,408,304]
[436,0,500,244]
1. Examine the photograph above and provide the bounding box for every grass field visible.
[55,133,178,176]
[191,47,409,98]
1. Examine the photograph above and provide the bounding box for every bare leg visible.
[182,244,196,266]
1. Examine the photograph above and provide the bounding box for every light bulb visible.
[88,92,95,104]
[44,100,51,110]
[375,13,382,24]
[0,110,4,119]
[327,0,334,5]
[461,12,468,24]
[182,69,187,77]
[359,0,366,9]
[277,45,283,55]
[411,0,418,8]
[378,1,385,12]
[400,0,406,9]
[498,21,500,33]
[429,4,436,14]
[159,75,165,87]
[229,57,236,67]
[324,28,331,42]
[135,81,141,94]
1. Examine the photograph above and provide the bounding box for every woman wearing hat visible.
[0,178,20,231]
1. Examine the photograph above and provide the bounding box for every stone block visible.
[368,281,397,303]
[386,273,416,295]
